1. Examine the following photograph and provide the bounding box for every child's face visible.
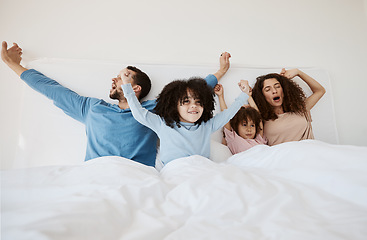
[237,119,256,139]
[177,90,203,124]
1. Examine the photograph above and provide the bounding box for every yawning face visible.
[177,90,203,124]
[262,78,284,109]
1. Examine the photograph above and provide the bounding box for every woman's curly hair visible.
[154,77,215,128]
[230,107,263,138]
[252,73,307,121]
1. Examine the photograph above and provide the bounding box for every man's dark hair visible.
[127,66,151,100]
[154,77,215,128]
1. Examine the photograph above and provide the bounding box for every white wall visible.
[1,0,367,168]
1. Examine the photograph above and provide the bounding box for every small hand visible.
[214,84,224,96]
[280,68,300,79]
[238,80,250,95]
[1,41,23,65]
[119,68,135,85]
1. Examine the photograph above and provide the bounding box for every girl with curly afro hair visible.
[252,68,325,146]
[121,76,251,166]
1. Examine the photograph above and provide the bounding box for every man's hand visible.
[1,41,22,65]
[1,41,28,76]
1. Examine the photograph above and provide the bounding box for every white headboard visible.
[14,58,338,168]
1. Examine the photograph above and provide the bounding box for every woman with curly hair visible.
[252,68,325,146]
[120,75,251,166]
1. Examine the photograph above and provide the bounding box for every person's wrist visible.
[297,69,304,77]
[216,69,226,78]
[296,69,302,75]
[219,67,228,74]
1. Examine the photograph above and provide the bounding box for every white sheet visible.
[2,140,367,240]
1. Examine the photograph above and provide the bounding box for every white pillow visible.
[210,139,233,163]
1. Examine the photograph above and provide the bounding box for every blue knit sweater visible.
[122,83,248,165]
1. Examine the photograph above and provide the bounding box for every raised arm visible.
[2,41,92,122]
[247,95,264,137]
[280,68,326,111]
[119,71,162,133]
[203,52,231,88]
[1,41,28,76]
[214,84,230,130]
[211,80,250,132]
[246,86,264,137]
[213,52,231,82]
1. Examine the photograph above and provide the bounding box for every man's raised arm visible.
[1,41,92,123]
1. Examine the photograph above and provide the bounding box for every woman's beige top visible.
[264,112,314,146]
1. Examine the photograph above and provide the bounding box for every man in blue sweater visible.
[1,41,231,167]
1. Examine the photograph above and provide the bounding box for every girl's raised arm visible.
[248,96,264,138]
[214,84,231,131]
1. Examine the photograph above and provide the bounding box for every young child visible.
[214,84,267,155]
[119,71,250,166]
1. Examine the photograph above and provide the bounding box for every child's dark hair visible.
[230,107,263,138]
[252,73,307,121]
[154,77,215,128]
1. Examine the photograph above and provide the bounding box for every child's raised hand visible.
[119,68,135,85]
[280,68,300,79]
[214,84,224,96]
[238,80,250,95]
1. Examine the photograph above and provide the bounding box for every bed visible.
[1,59,366,239]
[2,141,367,239]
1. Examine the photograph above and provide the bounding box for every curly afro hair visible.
[230,106,263,138]
[252,73,307,121]
[154,77,215,128]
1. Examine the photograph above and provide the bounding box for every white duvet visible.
[2,140,367,240]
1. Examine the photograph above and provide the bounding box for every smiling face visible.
[237,119,256,139]
[177,90,203,124]
[262,78,284,109]
[109,68,136,100]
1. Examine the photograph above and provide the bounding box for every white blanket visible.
[2,140,367,240]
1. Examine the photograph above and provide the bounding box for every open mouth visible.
[273,96,280,101]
